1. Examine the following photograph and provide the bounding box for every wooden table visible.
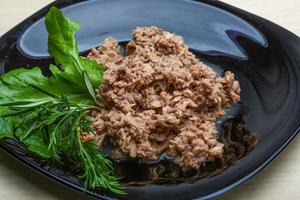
[0,1,299,199]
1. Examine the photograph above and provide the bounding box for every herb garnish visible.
[0,7,124,195]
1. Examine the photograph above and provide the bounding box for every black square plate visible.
[0,0,299,199]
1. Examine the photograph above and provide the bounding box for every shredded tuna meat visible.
[87,26,241,169]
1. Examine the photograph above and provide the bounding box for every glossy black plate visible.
[0,0,300,199]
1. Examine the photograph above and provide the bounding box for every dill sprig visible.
[2,96,125,195]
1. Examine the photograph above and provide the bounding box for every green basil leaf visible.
[0,67,93,106]
[11,113,50,158]
[0,118,13,140]
[46,7,104,89]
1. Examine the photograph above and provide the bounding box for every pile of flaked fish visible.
[87,26,240,169]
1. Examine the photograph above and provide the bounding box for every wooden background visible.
[0,0,299,199]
